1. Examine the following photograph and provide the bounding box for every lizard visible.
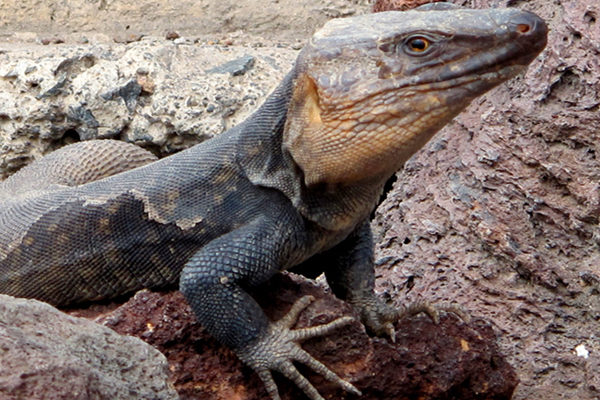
[0,3,547,399]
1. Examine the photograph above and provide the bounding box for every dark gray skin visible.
[0,4,547,399]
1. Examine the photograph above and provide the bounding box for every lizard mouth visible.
[445,11,546,80]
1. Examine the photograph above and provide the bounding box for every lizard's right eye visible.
[407,37,429,52]
[404,36,432,55]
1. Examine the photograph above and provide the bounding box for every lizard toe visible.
[237,296,360,400]
[397,301,471,324]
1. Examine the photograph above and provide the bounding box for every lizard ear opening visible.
[283,73,327,186]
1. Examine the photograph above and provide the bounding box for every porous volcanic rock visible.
[89,274,517,400]
[372,0,600,399]
[0,40,297,179]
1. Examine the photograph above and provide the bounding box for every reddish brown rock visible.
[372,0,444,13]
[372,1,600,399]
[165,31,181,40]
[92,274,517,400]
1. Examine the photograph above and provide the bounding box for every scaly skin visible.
[0,4,547,400]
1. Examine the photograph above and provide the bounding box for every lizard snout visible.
[499,10,548,54]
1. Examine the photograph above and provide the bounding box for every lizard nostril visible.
[516,24,531,34]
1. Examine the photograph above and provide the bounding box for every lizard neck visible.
[239,69,383,232]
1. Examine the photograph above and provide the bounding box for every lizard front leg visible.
[323,220,440,342]
[179,212,361,400]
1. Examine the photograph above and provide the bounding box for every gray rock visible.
[0,294,178,400]
[207,55,256,76]
[0,39,298,179]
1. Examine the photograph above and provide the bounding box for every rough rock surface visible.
[372,0,600,399]
[0,294,177,400]
[0,0,370,43]
[81,274,517,400]
[1,0,598,399]
[373,0,443,12]
[0,40,297,179]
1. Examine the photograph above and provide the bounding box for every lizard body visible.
[0,4,547,399]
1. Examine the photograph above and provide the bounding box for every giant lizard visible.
[0,3,547,399]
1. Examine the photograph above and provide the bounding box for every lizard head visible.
[283,5,547,187]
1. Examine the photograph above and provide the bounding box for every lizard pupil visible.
[407,37,429,52]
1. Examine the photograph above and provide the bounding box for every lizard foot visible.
[351,295,399,342]
[237,295,361,400]
[352,297,470,343]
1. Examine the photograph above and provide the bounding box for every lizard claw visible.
[237,295,362,400]
[382,321,396,343]
[352,295,399,342]
[397,300,471,324]
[396,300,440,323]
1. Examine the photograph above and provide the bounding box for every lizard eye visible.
[404,36,431,55]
